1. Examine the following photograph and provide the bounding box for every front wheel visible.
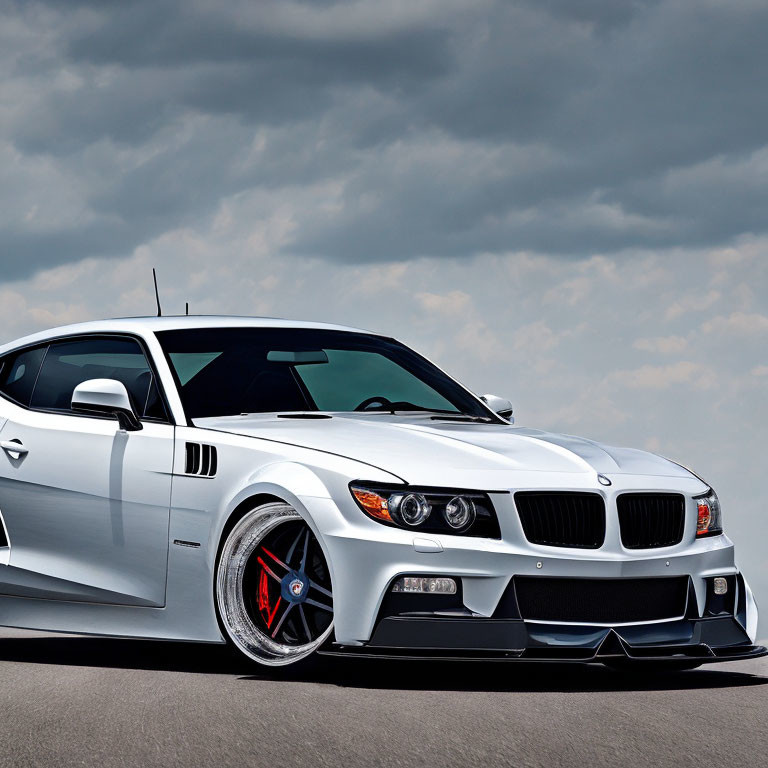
[216,502,334,666]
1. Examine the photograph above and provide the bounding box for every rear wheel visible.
[216,502,334,666]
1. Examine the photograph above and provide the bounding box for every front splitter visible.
[319,615,767,664]
[319,644,768,664]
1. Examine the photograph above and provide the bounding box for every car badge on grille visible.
[597,474,612,486]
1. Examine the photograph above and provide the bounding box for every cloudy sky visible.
[1,0,767,636]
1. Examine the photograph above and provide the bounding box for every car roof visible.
[0,316,380,355]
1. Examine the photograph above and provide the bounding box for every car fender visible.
[212,459,398,595]
[743,575,759,643]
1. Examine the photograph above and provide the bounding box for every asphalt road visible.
[0,628,766,768]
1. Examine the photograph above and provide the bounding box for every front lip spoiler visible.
[319,643,768,664]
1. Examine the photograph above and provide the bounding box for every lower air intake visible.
[514,576,690,624]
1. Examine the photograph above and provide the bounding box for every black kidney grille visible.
[514,576,690,624]
[617,493,685,549]
[515,492,606,549]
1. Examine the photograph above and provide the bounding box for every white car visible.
[0,316,763,669]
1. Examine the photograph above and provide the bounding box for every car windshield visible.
[156,327,491,420]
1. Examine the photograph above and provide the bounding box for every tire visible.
[216,502,334,666]
[603,659,702,673]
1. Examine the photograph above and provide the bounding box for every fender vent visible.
[184,443,218,477]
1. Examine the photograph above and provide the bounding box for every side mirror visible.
[480,394,514,423]
[72,379,143,432]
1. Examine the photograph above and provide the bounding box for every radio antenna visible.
[152,268,162,317]
[185,302,189,316]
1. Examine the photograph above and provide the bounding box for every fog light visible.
[713,577,728,595]
[391,577,457,594]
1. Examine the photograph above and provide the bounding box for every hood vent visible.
[184,442,218,478]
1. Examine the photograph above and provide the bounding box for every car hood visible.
[194,413,703,491]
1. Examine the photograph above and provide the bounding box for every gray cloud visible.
[2,0,768,277]
[2,0,767,642]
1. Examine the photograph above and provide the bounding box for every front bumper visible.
[322,571,766,664]
[305,483,761,661]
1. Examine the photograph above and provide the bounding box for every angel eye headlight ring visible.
[390,493,431,526]
[444,496,476,529]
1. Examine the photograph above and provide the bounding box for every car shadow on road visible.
[0,633,766,693]
[250,655,768,694]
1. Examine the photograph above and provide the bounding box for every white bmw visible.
[0,316,763,669]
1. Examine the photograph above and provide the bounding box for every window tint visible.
[168,352,223,385]
[297,350,454,412]
[157,328,490,420]
[0,346,46,406]
[30,337,167,420]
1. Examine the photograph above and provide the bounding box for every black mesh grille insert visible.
[514,576,690,624]
[515,492,605,549]
[617,493,685,549]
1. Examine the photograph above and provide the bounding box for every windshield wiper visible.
[387,405,493,422]
[428,414,493,423]
[383,402,494,421]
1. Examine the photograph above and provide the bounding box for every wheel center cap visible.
[281,570,308,603]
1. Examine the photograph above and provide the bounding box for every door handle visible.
[1,440,29,458]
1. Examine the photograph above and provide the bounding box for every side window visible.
[30,337,167,420]
[0,346,47,407]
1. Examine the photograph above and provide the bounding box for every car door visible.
[0,335,174,607]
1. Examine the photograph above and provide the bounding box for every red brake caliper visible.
[257,562,281,628]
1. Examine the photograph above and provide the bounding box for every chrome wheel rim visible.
[216,503,334,666]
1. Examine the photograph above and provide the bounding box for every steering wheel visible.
[354,396,393,412]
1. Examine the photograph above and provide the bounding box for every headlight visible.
[389,492,432,526]
[694,487,723,537]
[350,483,500,538]
[444,496,476,529]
